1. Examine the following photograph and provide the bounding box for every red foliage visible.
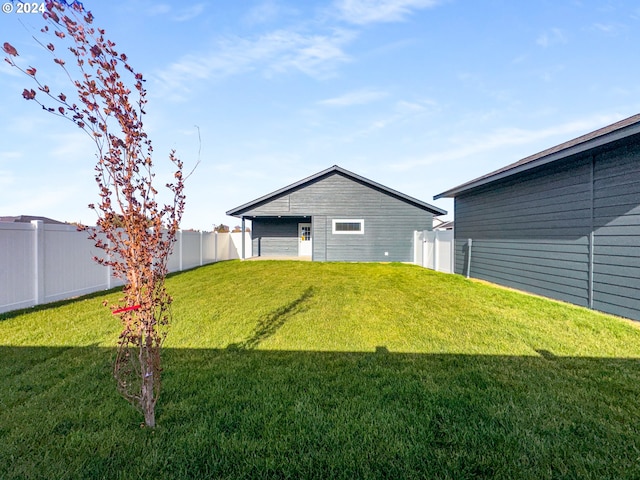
[2,42,18,56]
[3,1,195,429]
[22,89,36,100]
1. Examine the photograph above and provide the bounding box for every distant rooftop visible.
[0,215,68,225]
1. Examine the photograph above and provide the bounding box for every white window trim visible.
[332,219,365,235]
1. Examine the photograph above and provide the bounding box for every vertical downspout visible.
[241,217,246,260]
[466,238,473,279]
[588,155,595,309]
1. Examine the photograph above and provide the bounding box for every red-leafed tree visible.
[3,1,194,428]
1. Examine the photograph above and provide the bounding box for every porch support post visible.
[241,216,246,260]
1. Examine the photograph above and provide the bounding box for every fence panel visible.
[43,224,108,304]
[0,223,36,312]
[229,232,252,260]
[413,230,454,274]
[202,232,218,263]
[0,224,239,314]
[181,231,203,271]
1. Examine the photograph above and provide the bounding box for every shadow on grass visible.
[0,286,123,322]
[228,287,315,350]
[0,263,231,322]
[1,345,640,479]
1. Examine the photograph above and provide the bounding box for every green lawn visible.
[1,260,640,479]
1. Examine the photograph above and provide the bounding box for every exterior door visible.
[298,223,312,256]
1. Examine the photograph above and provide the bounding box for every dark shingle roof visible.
[434,113,640,199]
[0,215,67,225]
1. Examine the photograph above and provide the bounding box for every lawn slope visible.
[1,261,640,479]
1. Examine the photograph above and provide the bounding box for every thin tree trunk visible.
[140,334,156,428]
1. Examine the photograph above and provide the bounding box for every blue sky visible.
[1,0,640,230]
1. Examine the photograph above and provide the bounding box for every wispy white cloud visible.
[48,131,94,163]
[318,88,388,106]
[325,98,433,144]
[147,4,171,16]
[592,22,626,35]
[245,0,281,26]
[0,185,82,217]
[536,28,567,47]
[244,0,298,26]
[268,29,355,77]
[173,3,206,22]
[334,0,442,25]
[154,28,355,99]
[0,59,23,78]
[457,72,515,103]
[144,2,204,21]
[395,99,435,113]
[537,64,565,82]
[390,113,625,171]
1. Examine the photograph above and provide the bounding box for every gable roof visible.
[434,113,640,199]
[227,165,446,217]
[0,215,67,225]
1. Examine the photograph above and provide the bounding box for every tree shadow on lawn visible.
[227,286,315,350]
[2,345,640,479]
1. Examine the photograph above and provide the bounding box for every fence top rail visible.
[42,224,84,232]
[0,222,35,231]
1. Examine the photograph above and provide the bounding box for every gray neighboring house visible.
[227,165,446,262]
[435,113,640,321]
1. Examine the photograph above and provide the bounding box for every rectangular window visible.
[332,219,364,234]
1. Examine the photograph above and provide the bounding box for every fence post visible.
[423,230,428,268]
[31,220,45,305]
[434,231,439,272]
[451,232,455,274]
[200,231,204,267]
[178,230,183,271]
[106,237,112,289]
[466,238,473,279]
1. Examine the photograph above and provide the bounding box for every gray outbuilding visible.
[227,165,446,262]
[435,113,640,321]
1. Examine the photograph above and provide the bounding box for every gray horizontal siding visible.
[454,155,592,308]
[242,173,431,217]
[324,212,428,262]
[591,141,640,320]
[312,216,327,261]
[246,173,432,262]
[454,136,640,321]
[456,238,590,307]
[252,218,301,257]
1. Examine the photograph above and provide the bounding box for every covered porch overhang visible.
[238,215,312,260]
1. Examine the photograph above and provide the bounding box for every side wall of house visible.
[454,135,640,320]
[592,142,640,320]
[243,173,434,262]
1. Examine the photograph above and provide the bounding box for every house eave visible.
[434,114,640,199]
[227,165,447,217]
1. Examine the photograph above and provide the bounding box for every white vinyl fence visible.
[0,221,251,314]
[413,229,454,274]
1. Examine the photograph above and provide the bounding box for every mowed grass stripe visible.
[1,260,640,479]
